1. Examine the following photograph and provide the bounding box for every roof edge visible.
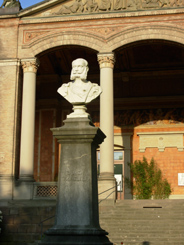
[18,0,65,17]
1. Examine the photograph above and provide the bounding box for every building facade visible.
[0,0,184,200]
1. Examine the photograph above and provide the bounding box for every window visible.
[97,151,123,161]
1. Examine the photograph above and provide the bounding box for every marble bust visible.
[58,58,102,105]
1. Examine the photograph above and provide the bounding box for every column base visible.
[98,173,116,201]
[18,174,35,182]
[13,179,34,200]
[0,175,13,199]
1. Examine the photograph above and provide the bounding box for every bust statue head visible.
[70,58,89,81]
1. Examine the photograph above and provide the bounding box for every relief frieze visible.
[91,108,184,127]
[48,0,184,16]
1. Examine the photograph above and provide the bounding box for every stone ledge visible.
[0,7,20,15]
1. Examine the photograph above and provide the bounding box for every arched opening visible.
[32,39,184,200]
[113,40,184,199]
[34,45,99,186]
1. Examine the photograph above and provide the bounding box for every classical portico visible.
[0,0,184,201]
[15,53,117,200]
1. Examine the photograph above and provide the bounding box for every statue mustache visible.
[70,68,88,80]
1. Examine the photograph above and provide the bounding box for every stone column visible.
[19,58,39,181]
[97,53,116,201]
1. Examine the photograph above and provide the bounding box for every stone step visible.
[111,240,184,245]
[116,243,183,245]
[101,208,184,211]
[108,232,184,237]
[101,215,184,222]
[99,200,184,245]
[101,226,184,231]
[101,227,184,232]
[109,236,184,241]
[100,212,184,216]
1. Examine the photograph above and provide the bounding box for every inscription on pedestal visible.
[62,170,87,181]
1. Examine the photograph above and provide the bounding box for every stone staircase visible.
[0,199,184,244]
[99,199,184,245]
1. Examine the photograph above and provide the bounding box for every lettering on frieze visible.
[50,0,184,16]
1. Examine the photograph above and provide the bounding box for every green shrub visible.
[126,157,172,199]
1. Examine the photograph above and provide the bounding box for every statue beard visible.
[70,68,88,81]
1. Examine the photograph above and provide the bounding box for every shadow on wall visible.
[14,65,23,180]
[114,107,184,127]
[90,108,184,128]
[143,242,150,245]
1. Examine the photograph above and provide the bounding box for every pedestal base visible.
[38,228,113,245]
[38,236,112,245]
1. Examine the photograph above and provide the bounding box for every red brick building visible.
[0,0,184,200]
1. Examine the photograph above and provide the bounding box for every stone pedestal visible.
[38,118,112,245]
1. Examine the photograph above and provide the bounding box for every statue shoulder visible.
[57,82,73,97]
[63,81,73,87]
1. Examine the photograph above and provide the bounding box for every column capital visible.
[97,53,115,69]
[21,58,40,73]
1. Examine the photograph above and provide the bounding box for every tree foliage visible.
[126,157,172,199]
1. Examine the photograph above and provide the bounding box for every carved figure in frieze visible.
[169,0,176,6]
[58,58,102,105]
[54,0,84,15]
[114,0,126,10]
[1,0,10,7]
[142,0,160,8]
[169,0,183,6]
[99,0,111,10]
[85,0,98,12]
[127,0,138,9]
[134,0,142,9]
[159,0,170,7]
[0,0,21,8]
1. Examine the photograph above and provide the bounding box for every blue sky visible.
[0,0,44,9]
[20,0,43,8]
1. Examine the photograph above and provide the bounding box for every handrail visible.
[0,210,2,235]
[98,184,117,195]
[39,215,55,239]
[98,182,120,204]
[38,183,120,238]
[98,190,116,204]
